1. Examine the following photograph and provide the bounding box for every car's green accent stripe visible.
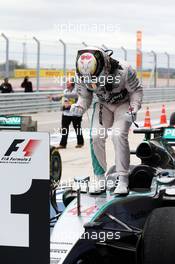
[0,116,22,127]
[90,102,105,176]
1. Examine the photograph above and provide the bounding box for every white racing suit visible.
[75,60,143,183]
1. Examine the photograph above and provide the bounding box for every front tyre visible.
[50,146,62,189]
[142,207,175,264]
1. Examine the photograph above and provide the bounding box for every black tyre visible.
[50,146,62,189]
[142,207,175,264]
[63,189,77,207]
[170,112,175,126]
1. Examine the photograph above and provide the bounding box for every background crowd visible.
[0,76,33,93]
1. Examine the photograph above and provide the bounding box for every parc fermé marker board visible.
[0,132,50,264]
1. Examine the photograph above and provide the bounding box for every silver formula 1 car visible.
[50,113,175,264]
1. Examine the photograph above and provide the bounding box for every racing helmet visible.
[76,47,113,91]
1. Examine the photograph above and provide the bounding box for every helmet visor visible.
[76,49,104,77]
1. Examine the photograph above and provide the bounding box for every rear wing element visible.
[0,116,37,131]
[133,127,175,146]
[163,128,175,141]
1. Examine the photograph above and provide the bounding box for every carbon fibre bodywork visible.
[50,126,175,264]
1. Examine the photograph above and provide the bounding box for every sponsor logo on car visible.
[0,116,21,126]
[164,128,175,140]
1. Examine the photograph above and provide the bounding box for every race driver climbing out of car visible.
[70,47,143,195]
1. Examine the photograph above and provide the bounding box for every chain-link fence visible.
[1,34,175,91]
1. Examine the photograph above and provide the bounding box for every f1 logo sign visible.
[4,139,24,156]
[4,139,40,157]
[0,133,49,264]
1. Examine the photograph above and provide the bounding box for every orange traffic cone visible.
[160,104,167,125]
[144,107,152,128]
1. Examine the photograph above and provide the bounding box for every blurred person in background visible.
[0,78,13,93]
[49,77,84,149]
[21,76,33,92]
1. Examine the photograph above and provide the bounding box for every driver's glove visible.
[124,106,137,123]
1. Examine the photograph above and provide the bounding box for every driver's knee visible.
[111,128,129,145]
[91,133,106,146]
[91,128,107,144]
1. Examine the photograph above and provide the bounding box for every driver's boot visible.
[89,175,106,194]
[114,175,129,195]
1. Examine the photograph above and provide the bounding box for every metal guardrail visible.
[143,87,175,103]
[0,91,62,114]
[0,88,174,115]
